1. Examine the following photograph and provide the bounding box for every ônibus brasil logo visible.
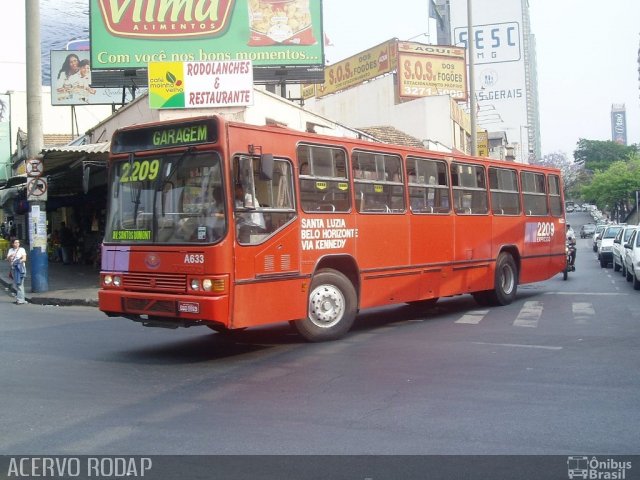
[567,456,632,480]
[97,0,236,39]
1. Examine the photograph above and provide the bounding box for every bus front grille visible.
[122,273,187,292]
[124,298,177,314]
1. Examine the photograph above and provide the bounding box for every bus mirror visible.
[260,154,274,180]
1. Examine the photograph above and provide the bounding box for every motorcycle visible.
[563,239,577,280]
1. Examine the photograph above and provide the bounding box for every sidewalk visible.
[1,261,99,306]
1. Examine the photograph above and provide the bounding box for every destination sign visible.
[111,117,218,154]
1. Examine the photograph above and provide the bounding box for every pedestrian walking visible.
[60,221,75,265]
[6,238,27,304]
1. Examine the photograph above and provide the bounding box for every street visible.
[1,212,639,456]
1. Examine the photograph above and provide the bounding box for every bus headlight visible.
[103,275,113,286]
[191,279,201,291]
[113,276,122,287]
[202,279,213,291]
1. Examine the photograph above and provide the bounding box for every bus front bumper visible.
[98,289,230,328]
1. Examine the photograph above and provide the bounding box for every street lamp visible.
[467,0,477,156]
[519,125,531,163]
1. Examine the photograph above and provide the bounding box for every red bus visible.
[99,115,566,341]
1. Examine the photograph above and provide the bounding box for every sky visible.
[0,0,639,157]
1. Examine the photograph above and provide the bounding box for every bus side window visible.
[451,162,487,215]
[234,155,296,245]
[353,150,405,213]
[408,157,450,214]
[297,145,350,213]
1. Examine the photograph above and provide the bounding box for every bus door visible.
[520,171,552,282]
[451,162,492,293]
[231,154,303,327]
[407,156,453,300]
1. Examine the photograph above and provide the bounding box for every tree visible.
[534,151,581,196]
[580,154,640,216]
[573,139,638,172]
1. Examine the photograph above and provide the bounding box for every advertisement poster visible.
[317,39,397,98]
[50,50,146,106]
[90,0,324,79]
[148,61,254,109]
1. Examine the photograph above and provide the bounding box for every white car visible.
[592,224,606,252]
[613,225,636,273]
[598,225,624,268]
[623,228,640,289]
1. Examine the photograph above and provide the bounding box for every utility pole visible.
[467,0,477,156]
[26,0,48,291]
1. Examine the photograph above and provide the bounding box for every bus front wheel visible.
[293,269,357,342]
[489,253,518,305]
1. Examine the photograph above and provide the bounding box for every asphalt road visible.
[1,212,638,460]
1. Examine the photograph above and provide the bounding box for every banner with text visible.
[316,39,398,98]
[149,61,254,109]
[397,42,467,101]
[90,0,324,73]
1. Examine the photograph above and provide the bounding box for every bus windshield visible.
[105,151,226,244]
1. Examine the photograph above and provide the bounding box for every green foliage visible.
[573,139,638,171]
[579,154,640,211]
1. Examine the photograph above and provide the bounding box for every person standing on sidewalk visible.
[6,238,27,304]
[60,221,75,265]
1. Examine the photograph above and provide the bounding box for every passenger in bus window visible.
[235,184,266,230]
[203,189,225,240]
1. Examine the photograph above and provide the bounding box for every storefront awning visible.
[42,142,110,173]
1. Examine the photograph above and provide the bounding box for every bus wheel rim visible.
[308,284,345,328]
[501,264,514,294]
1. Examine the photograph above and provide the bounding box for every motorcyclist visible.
[566,224,577,268]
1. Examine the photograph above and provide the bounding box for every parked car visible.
[598,225,623,267]
[612,225,635,272]
[623,227,640,289]
[580,224,596,238]
[592,224,607,252]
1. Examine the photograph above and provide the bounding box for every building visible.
[443,0,542,163]
[611,104,628,145]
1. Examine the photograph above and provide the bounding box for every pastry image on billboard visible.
[248,0,316,46]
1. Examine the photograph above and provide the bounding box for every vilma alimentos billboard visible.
[89,0,324,83]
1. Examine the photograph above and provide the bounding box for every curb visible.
[1,276,98,307]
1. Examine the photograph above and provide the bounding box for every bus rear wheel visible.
[488,252,518,305]
[293,269,357,342]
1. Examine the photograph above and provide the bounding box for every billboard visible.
[89,0,324,83]
[449,0,529,162]
[611,106,627,145]
[41,0,90,86]
[316,39,398,98]
[148,60,254,109]
[50,50,145,106]
[397,42,467,101]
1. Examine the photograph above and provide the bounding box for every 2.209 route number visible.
[537,222,555,238]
